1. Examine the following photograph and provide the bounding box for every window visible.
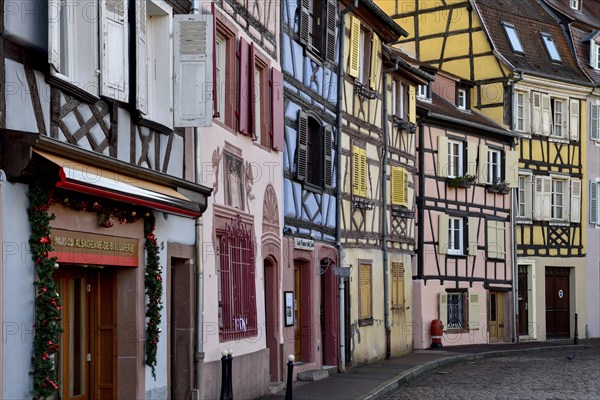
[299,0,337,62]
[417,84,430,100]
[218,217,257,340]
[252,57,270,147]
[457,88,467,110]
[487,149,502,184]
[297,111,333,188]
[591,179,599,225]
[515,92,526,132]
[502,22,524,53]
[391,262,405,310]
[518,174,533,219]
[447,292,465,329]
[359,262,372,323]
[541,33,561,62]
[215,33,226,123]
[570,0,580,10]
[391,80,405,118]
[591,103,600,141]
[552,179,565,219]
[533,176,580,222]
[352,146,367,197]
[532,93,579,140]
[591,41,600,69]
[357,27,372,84]
[224,152,244,210]
[448,216,464,255]
[448,140,464,178]
[486,220,506,259]
[391,166,408,207]
[551,99,565,137]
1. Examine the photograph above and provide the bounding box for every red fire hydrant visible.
[430,319,443,348]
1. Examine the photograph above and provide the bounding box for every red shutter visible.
[237,37,251,135]
[271,67,285,151]
[249,42,256,139]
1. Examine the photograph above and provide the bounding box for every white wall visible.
[3,0,47,51]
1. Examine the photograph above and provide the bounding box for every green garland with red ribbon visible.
[28,181,164,397]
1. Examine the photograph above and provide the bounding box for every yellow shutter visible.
[401,168,409,207]
[409,85,416,123]
[360,148,367,197]
[359,263,372,320]
[391,262,405,309]
[439,293,448,330]
[437,136,448,177]
[348,16,360,78]
[391,166,402,205]
[468,291,480,330]
[352,146,361,196]
[369,33,381,89]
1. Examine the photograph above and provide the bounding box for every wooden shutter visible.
[324,0,337,63]
[249,43,256,138]
[505,150,519,188]
[324,126,333,189]
[591,104,599,140]
[369,34,381,89]
[532,92,541,134]
[570,178,581,223]
[437,136,449,177]
[401,168,409,207]
[534,176,552,220]
[467,291,480,330]
[392,167,408,207]
[541,93,551,136]
[542,177,552,220]
[135,0,148,115]
[467,141,478,177]
[348,16,361,78]
[496,221,505,259]
[48,0,61,73]
[391,262,405,309]
[477,144,488,184]
[468,217,478,255]
[271,68,285,151]
[297,111,308,181]
[174,14,214,127]
[359,264,372,320]
[353,146,361,196]
[525,175,533,219]
[591,41,599,68]
[439,293,448,330]
[487,220,497,259]
[569,99,579,141]
[360,148,367,197]
[408,85,416,123]
[299,0,310,45]
[100,0,129,102]
[438,214,449,254]
[237,37,251,135]
[524,92,531,133]
[591,180,599,224]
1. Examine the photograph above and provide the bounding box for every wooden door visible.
[488,291,505,342]
[264,259,280,381]
[294,263,302,361]
[546,268,570,337]
[518,271,529,335]
[171,258,194,399]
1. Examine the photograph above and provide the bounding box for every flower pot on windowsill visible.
[446,175,476,188]
[487,179,511,194]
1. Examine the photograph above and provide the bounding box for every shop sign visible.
[294,237,314,251]
[49,229,139,267]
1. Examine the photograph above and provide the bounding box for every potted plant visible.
[447,174,477,188]
[487,178,511,194]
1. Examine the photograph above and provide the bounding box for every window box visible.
[487,179,511,194]
[391,205,414,219]
[353,196,374,210]
[354,81,377,100]
[447,175,476,188]
[392,116,416,133]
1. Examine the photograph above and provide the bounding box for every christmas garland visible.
[27,181,165,397]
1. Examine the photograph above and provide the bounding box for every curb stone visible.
[361,344,590,400]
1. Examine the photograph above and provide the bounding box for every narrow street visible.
[384,341,600,400]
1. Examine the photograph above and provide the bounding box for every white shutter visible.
[467,291,480,330]
[591,41,599,68]
[534,176,547,220]
[505,150,519,188]
[439,293,448,330]
[591,181,599,224]
[524,92,531,133]
[48,0,61,73]
[591,104,599,141]
[100,0,129,102]
[174,14,214,127]
[477,144,488,184]
[525,175,533,219]
[437,136,449,177]
[570,178,581,223]
[542,176,552,220]
[496,221,505,259]
[532,92,541,134]
[136,0,148,115]
[468,217,478,255]
[487,220,497,259]
[438,214,449,255]
[569,99,579,141]
[541,93,551,136]
[467,141,478,177]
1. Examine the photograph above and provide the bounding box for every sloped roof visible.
[475,0,590,85]
[543,0,600,29]
[571,26,600,84]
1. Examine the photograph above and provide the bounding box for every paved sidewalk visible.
[265,339,597,400]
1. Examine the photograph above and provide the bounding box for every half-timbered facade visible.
[378,0,592,342]
[0,1,212,398]
[339,0,432,362]
[416,69,518,348]
[281,0,341,376]
[198,1,284,397]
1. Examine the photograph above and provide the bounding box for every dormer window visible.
[541,33,561,62]
[591,40,600,70]
[417,84,431,100]
[570,0,581,11]
[457,88,467,110]
[502,22,524,54]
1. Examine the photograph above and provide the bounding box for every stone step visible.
[297,369,329,382]
[322,365,338,375]
[268,381,286,395]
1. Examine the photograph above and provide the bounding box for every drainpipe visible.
[192,0,206,394]
[336,0,358,373]
[509,72,523,344]
[382,57,400,360]
[416,114,427,280]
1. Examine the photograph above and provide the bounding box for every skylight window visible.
[502,23,524,54]
[570,0,580,11]
[541,33,561,62]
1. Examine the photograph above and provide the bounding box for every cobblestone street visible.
[384,342,600,400]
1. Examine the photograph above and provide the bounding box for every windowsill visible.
[137,116,173,135]
[253,140,273,153]
[548,221,570,227]
[303,182,325,193]
[517,218,533,224]
[487,256,506,261]
[445,328,468,333]
[47,74,100,104]
[447,253,467,259]
[548,137,570,144]
[358,318,374,327]
[212,118,238,135]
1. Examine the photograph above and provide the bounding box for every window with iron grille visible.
[447,292,465,329]
[217,216,257,341]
